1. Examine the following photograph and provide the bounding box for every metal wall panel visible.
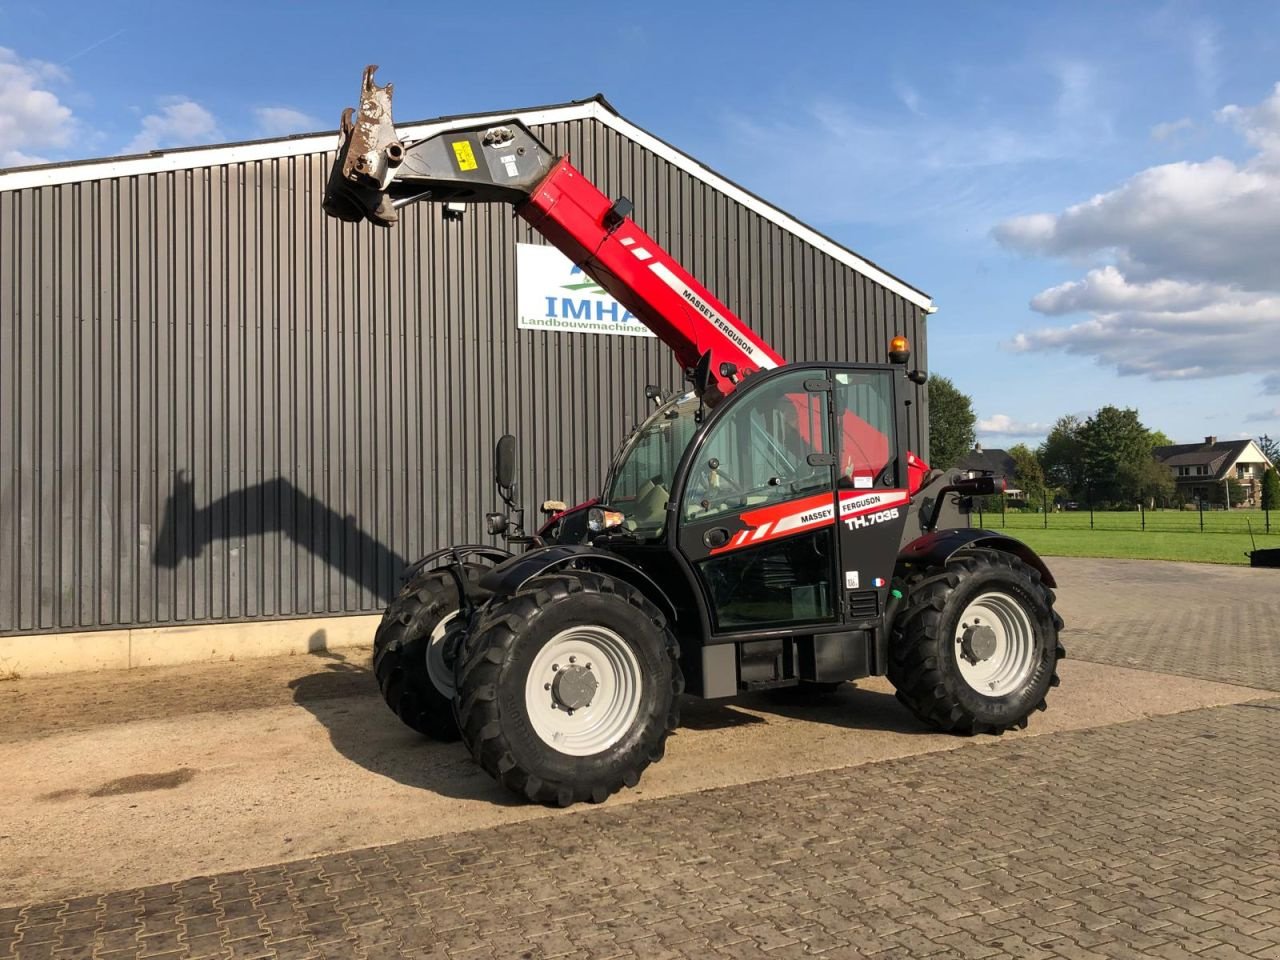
[0,117,928,635]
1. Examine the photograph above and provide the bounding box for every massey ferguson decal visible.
[710,490,910,554]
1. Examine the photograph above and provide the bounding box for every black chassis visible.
[417,361,1055,700]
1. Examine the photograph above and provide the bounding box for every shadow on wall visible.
[151,471,408,604]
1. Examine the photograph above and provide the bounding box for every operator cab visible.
[593,362,912,692]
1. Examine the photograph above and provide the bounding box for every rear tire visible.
[453,571,683,806]
[372,564,485,741]
[889,548,1065,735]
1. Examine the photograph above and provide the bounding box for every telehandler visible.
[323,67,1064,806]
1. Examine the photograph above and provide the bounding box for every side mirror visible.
[495,435,518,490]
[644,384,662,407]
[950,474,1004,496]
[907,369,928,385]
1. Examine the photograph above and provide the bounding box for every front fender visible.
[897,529,1056,588]
[479,545,679,624]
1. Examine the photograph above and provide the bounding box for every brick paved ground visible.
[1050,557,1280,691]
[4,697,1278,960]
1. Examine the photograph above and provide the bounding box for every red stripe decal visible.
[707,490,910,555]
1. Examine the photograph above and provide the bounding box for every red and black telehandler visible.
[323,68,1065,807]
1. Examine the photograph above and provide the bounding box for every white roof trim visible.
[0,103,599,189]
[0,100,932,310]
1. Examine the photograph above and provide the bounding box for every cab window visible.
[682,370,831,523]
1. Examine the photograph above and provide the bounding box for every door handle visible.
[703,527,730,549]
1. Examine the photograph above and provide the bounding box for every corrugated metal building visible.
[0,95,933,651]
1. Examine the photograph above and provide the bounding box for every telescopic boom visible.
[323,66,781,402]
[323,67,930,490]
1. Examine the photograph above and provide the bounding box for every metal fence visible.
[971,494,1275,536]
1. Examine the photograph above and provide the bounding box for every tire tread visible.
[454,570,683,806]
[889,548,1064,735]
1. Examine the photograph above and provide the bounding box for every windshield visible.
[603,391,701,539]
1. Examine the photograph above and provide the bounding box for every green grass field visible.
[966,507,1276,565]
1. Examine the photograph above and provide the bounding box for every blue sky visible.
[3,1,1280,451]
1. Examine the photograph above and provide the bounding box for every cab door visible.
[675,368,840,635]
[830,368,911,625]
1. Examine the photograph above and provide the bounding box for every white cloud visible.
[1218,86,1280,163]
[0,47,77,167]
[125,98,219,153]
[1029,266,1232,315]
[253,106,320,137]
[1010,290,1280,381]
[1190,20,1221,102]
[894,81,924,117]
[1052,60,1108,138]
[976,414,1047,437]
[1151,117,1193,141]
[994,154,1279,289]
[995,82,1280,387]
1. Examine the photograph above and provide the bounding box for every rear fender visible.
[479,545,679,625]
[400,544,514,583]
[897,529,1056,588]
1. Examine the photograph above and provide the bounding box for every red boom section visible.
[517,157,930,493]
[518,159,783,393]
[518,157,930,493]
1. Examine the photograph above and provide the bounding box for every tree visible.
[1212,476,1246,508]
[1079,406,1152,504]
[1147,429,1174,451]
[928,375,976,470]
[1118,457,1175,508]
[1259,435,1280,466]
[1262,467,1280,511]
[1007,443,1047,508]
[1038,415,1086,497]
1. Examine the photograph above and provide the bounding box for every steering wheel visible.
[689,463,744,509]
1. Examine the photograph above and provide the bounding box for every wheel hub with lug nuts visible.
[953,590,1038,697]
[524,626,644,756]
[959,623,998,664]
[551,661,598,712]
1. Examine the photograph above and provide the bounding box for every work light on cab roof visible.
[888,335,911,365]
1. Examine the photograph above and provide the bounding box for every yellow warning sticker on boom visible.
[451,140,478,171]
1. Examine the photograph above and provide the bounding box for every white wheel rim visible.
[954,591,1038,697]
[424,614,458,697]
[524,626,644,757]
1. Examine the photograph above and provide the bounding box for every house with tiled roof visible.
[1152,437,1274,506]
[957,445,1025,501]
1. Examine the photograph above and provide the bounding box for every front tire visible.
[453,571,683,806]
[372,564,484,741]
[889,548,1065,734]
